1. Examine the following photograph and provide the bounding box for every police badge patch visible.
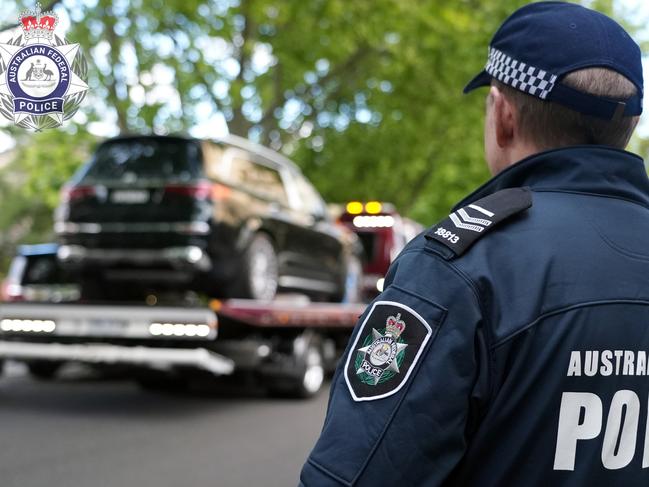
[0,3,89,130]
[345,301,433,402]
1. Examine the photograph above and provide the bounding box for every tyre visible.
[27,360,63,380]
[297,343,325,397]
[268,339,325,399]
[235,232,279,301]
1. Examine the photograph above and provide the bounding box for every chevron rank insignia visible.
[426,187,532,256]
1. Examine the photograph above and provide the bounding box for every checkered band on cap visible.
[485,47,558,99]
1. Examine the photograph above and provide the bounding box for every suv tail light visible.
[61,185,96,203]
[0,280,23,302]
[164,182,228,201]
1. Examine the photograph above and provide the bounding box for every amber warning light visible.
[345,201,383,215]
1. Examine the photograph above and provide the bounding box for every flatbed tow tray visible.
[212,299,366,328]
[0,299,366,377]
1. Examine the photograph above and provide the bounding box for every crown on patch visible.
[385,313,405,338]
[20,3,58,41]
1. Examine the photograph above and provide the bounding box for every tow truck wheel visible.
[26,360,63,380]
[268,341,325,399]
[299,344,325,397]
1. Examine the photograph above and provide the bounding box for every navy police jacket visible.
[301,146,649,486]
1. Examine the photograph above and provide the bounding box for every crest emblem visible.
[354,313,408,386]
[345,301,433,402]
[0,2,89,130]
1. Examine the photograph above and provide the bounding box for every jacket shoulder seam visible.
[532,188,649,211]
[491,298,649,350]
[305,458,352,486]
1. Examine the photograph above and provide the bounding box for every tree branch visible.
[400,132,452,214]
[259,44,375,134]
[229,0,254,136]
[194,67,223,114]
[104,11,128,133]
[307,44,376,105]
[259,61,284,128]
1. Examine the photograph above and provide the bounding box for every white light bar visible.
[149,322,211,338]
[1,319,56,333]
[353,215,395,228]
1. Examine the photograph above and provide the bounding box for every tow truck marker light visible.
[149,323,211,337]
[1,319,56,333]
[365,201,382,214]
[346,201,364,215]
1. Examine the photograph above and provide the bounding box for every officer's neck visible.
[489,141,541,176]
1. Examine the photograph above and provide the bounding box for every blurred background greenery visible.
[0,0,647,275]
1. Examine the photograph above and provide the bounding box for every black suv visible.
[54,135,361,301]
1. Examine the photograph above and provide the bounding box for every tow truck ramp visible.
[0,299,366,397]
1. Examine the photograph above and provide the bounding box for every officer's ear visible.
[489,85,516,149]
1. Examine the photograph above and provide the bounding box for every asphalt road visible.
[0,363,329,487]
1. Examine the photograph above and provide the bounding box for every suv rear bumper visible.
[58,245,213,271]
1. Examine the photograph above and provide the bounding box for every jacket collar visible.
[454,145,649,210]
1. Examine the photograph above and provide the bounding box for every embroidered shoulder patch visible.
[425,187,532,256]
[344,301,432,402]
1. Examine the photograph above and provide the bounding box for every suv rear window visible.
[80,138,202,183]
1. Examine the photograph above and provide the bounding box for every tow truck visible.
[0,244,365,398]
[338,201,423,299]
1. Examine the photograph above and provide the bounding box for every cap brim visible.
[463,70,492,94]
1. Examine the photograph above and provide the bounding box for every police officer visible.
[300,2,649,485]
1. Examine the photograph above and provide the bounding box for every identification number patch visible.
[344,301,433,402]
[434,227,459,244]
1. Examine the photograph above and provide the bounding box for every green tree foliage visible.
[75,0,648,224]
[59,0,530,224]
[0,128,96,272]
[0,0,645,276]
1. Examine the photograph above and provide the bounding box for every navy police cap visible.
[464,1,643,120]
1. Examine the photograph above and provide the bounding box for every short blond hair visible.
[496,68,639,150]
